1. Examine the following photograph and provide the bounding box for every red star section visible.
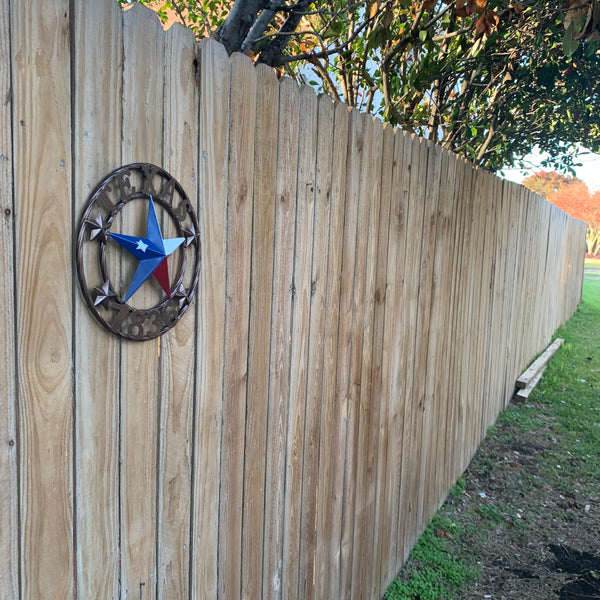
[153,258,172,298]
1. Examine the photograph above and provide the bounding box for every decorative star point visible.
[93,280,119,309]
[85,213,109,242]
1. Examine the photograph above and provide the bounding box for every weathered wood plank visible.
[298,93,335,600]
[426,149,458,512]
[72,0,122,596]
[327,108,364,599]
[444,156,469,488]
[397,136,431,558]
[192,37,230,600]
[157,22,199,598]
[369,123,395,596]
[12,1,73,597]
[219,51,256,600]
[516,338,564,389]
[351,116,384,600]
[413,141,442,532]
[379,129,409,584]
[242,62,279,600]
[282,84,318,600]
[0,0,18,595]
[338,112,375,600]
[313,98,349,600]
[515,366,547,402]
[119,6,164,598]
[262,76,299,600]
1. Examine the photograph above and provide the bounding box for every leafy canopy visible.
[117,0,600,173]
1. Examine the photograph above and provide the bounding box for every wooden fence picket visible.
[157,22,199,598]
[0,0,18,595]
[12,1,74,597]
[72,1,122,597]
[263,75,300,600]
[242,62,279,600]
[192,37,230,600]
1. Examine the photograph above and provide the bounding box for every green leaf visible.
[563,23,580,57]
[419,30,428,42]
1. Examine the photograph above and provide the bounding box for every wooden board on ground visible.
[516,338,564,389]
[515,366,547,401]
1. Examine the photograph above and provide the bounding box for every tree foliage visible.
[118,0,600,173]
[523,170,600,254]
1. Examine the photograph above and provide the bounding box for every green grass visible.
[384,270,600,599]
[384,516,480,600]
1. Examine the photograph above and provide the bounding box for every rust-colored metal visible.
[76,163,201,341]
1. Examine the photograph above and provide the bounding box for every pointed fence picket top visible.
[0,0,587,598]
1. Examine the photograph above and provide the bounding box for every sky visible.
[501,148,600,192]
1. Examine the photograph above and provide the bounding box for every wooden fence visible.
[0,1,587,598]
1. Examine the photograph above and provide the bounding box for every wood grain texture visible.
[298,93,335,600]
[427,149,458,513]
[313,98,349,600]
[444,156,468,489]
[398,136,429,559]
[12,1,74,598]
[339,112,374,600]
[350,116,384,600]
[516,338,564,389]
[0,0,18,595]
[262,76,299,600]
[328,108,363,600]
[120,6,164,598]
[72,0,122,597]
[242,62,279,600]
[192,37,230,600]
[413,141,442,531]
[282,84,318,599]
[219,51,256,600]
[379,130,409,584]
[369,124,395,597]
[157,22,199,598]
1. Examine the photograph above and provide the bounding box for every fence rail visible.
[0,1,586,598]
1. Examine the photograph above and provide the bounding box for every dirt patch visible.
[440,406,600,600]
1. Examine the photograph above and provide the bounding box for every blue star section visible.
[109,197,184,302]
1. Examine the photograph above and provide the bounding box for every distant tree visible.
[118,0,600,173]
[549,184,600,255]
[522,171,579,199]
[524,171,600,255]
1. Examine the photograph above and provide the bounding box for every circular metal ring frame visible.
[76,163,201,341]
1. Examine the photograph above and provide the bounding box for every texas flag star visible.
[108,196,184,302]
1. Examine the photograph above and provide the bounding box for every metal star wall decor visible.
[76,163,201,341]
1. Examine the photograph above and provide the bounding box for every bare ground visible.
[441,402,600,600]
